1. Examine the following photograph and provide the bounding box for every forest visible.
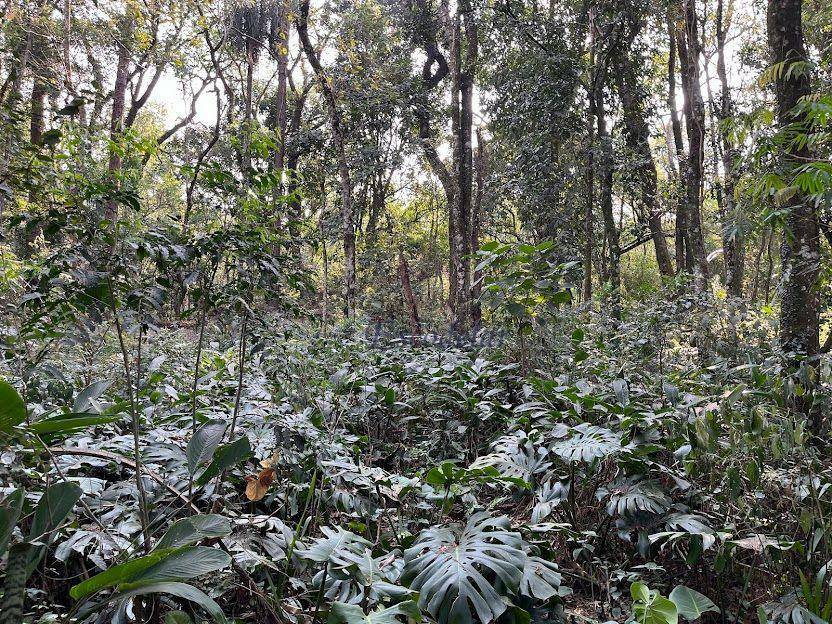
[0,0,831,621]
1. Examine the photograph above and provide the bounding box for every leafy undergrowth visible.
[1,307,830,624]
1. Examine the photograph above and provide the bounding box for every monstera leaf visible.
[597,479,671,516]
[402,513,526,624]
[470,433,550,486]
[297,526,372,567]
[519,556,568,601]
[327,600,421,624]
[550,424,621,463]
[315,548,407,605]
[531,481,568,524]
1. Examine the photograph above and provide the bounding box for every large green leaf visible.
[669,586,720,620]
[156,514,232,550]
[0,488,24,559]
[297,526,372,565]
[328,600,421,624]
[71,549,175,600]
[29,412,121,435]
[27,481,82,575]
[72,380,112,413]
[187,420,227,475]
[91,581,227,623]
[550,424,621,463]
[402,513,526,624]
[196,436,251,486]
[70,546,231,600]
[632,582,679,624]
[0,380,26,434]
[519,556,566,601]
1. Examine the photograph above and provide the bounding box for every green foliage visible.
[70,546,231,600]
[0,379,26,434]
[402,513,526,624]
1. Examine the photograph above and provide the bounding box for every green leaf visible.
[296,526,371,564]
[0,488,24,560]
[71,546,231,600]
[29,412,121,435]
[165,611,194,624]
[328,600,421,624]
[121,547,231,589]
[27,482,82,575]
[403,513,525,624]
[632,582,650,603]
[71,549,174,600]
[632,583,679,624]
[196,436,252,486]
[187,420,227,475]
[93,581,227,623]
[29,481,82,542]
[519,556,565,601]
[72,381,112,413]
[155,515,232,550]
[0,380,26,434]
[669,586,720,620]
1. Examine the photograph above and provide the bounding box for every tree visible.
[673,0,710,287]
[767,0,821,385]
[297,0,357,319]
[612,10,674,279]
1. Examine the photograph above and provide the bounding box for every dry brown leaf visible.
[245,467,276,501]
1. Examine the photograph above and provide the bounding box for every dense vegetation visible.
[1,0,831,622]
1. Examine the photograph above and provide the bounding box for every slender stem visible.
[311,561,329,624]
[228,313,248,441]
[108,276,151,552]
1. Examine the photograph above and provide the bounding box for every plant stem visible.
[108,276,151,552]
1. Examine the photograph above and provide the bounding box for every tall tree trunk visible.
[716,0,744,297]
[768,0,820,375]
[675,0,709,287]
[667,12,690,274]
[105,24,131,224]
[297,0,356,319]
[398,248,422,343]
[22,75,46,256]
[595,78,620,319]
[613,51,674,278]
[583,116,594,303]
[447,0,477,331]
[273,0,289,174]
[471,127,486,329]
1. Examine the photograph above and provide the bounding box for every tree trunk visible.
[273,0,289,174]
[675,0,709,287]
[583,116,594,303]
[613,51,674,278]
[595,78,620,319]
[398,248,422,343]
[105,25,131,224]
[297,0,356,319]
[716,0,744,297]
[22,75,46,256]
[667,14,689,275]
[768,0,820,361]
[471,128,486,329]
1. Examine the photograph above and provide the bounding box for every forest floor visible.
[1,303,828,624]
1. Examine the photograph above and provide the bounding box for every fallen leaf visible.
[245,467,276,501]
